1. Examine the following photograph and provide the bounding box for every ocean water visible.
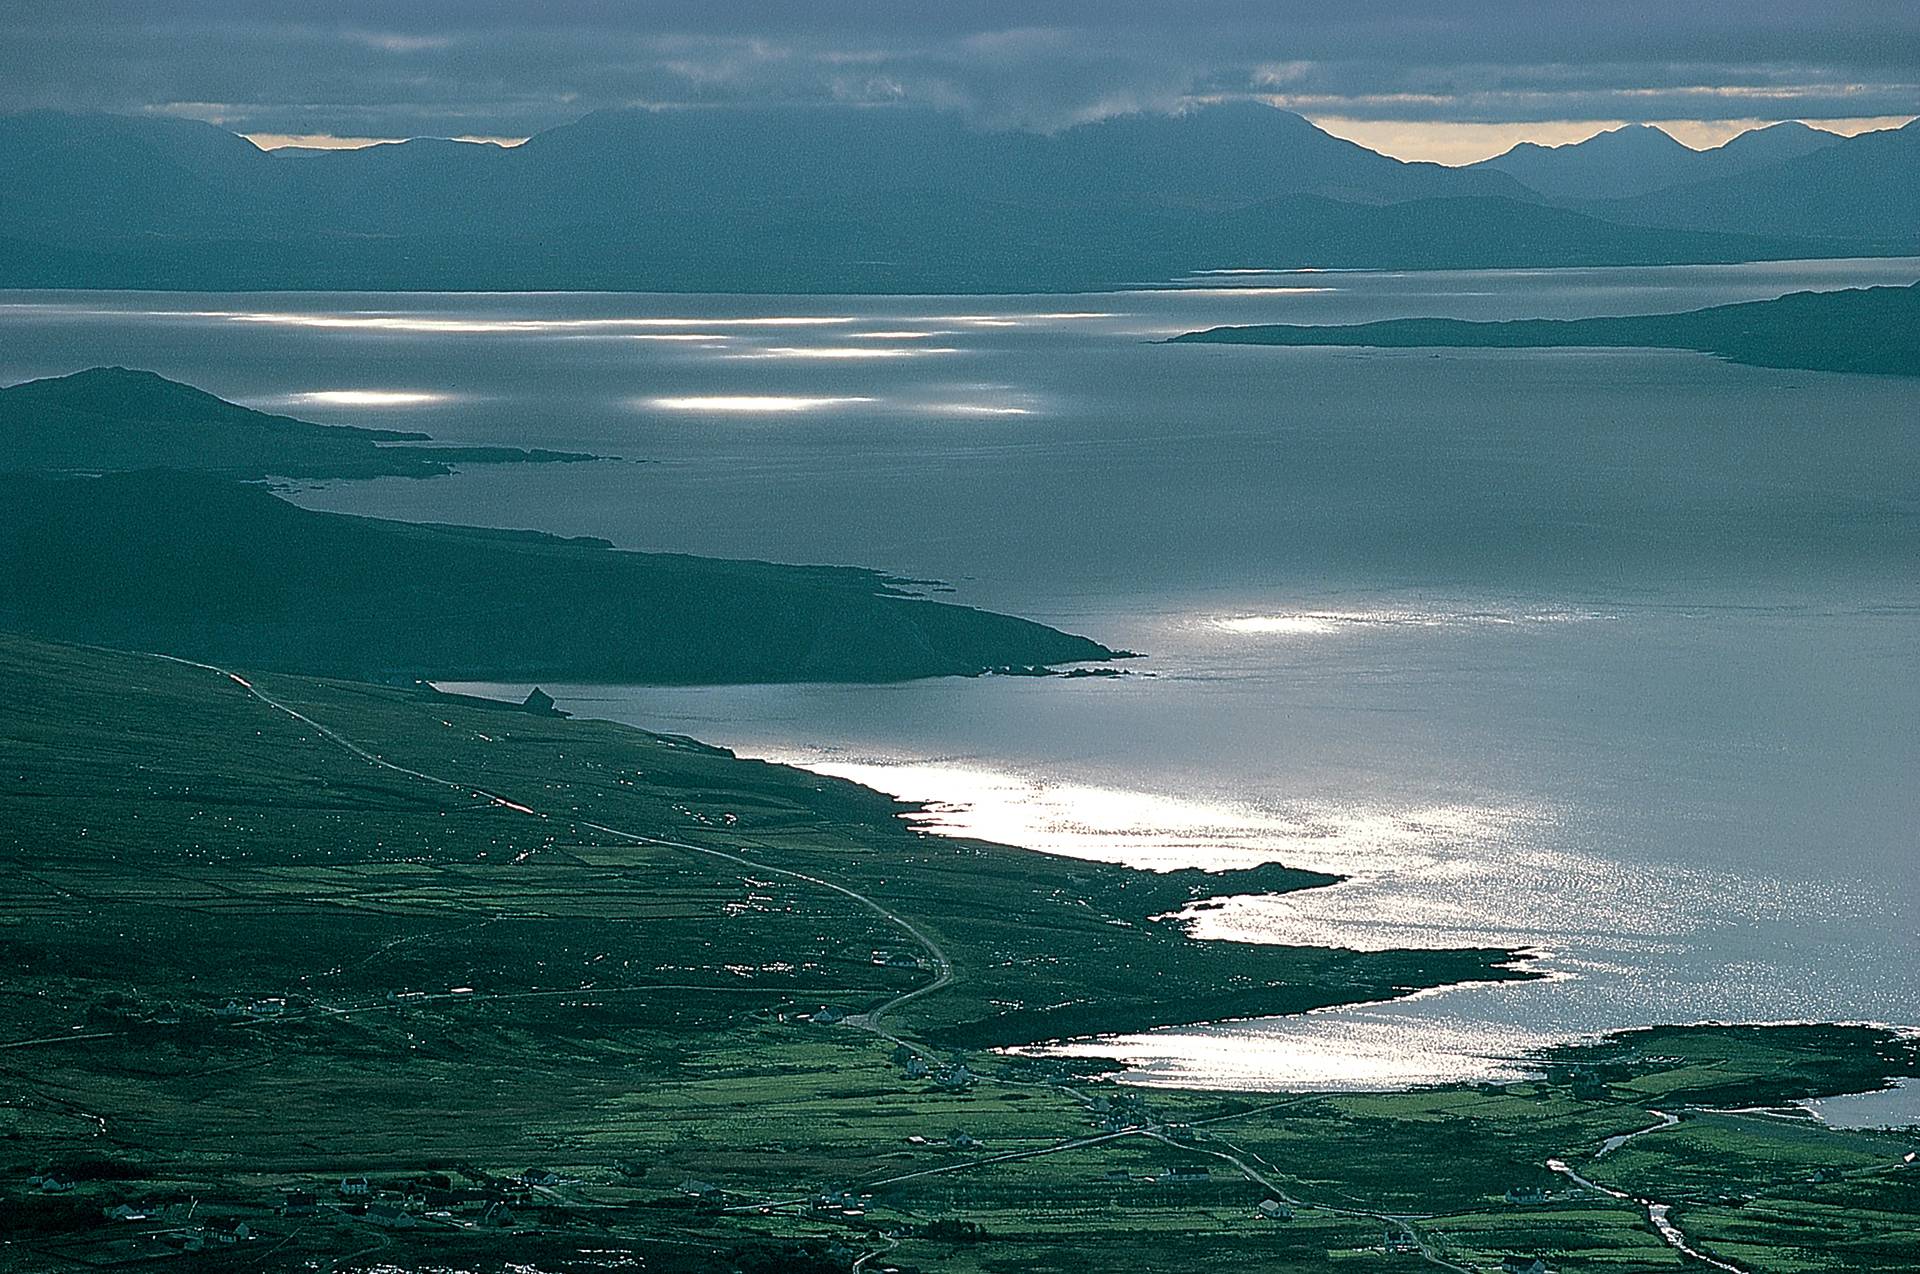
[4,259,1916,1093]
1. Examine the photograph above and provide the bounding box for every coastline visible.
[7,635,1916,1274]
[434,677,1560,1078]
[448,677,1920,1096]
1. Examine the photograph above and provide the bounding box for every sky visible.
[2,1,1916,163]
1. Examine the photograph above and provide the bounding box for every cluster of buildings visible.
[31,1189,257,1254]
[888,1043,976,1090]
[1089,1091,1155,1132]
[810,1188,868,1218]
[309,1172,523,1229]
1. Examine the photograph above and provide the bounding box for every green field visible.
[1,633,1913,1272]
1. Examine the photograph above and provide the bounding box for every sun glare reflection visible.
[919,402,1032,415]
[284,389,448,407]
[1163,286,1338,297]
[1025,1006,1561,1091]
[728,346,963,360]
[1214,607,1618,637]
[645,395,878,413]
[910,312,1119,326]
[1217,615,1341,636]
[793,757,1533,878]
[187,311,857,334]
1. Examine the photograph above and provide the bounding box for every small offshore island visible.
[1,359,1916,1273]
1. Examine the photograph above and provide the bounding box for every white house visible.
[1154,1167,1210,1184]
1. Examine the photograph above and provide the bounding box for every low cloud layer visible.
[4,1,1916,145]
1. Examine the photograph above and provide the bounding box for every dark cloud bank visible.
[2,1,1916,140]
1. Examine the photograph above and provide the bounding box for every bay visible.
[4,257,1914,1089]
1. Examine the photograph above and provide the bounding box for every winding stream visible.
[1595,1109,1680,1157]
[1547,1150,1744,1273]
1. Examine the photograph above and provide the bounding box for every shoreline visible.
[410,676,1539,1051]
[458,680,1920,1097]
[8,635,1917,1273]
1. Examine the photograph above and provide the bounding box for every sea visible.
[4,259,1915,1110]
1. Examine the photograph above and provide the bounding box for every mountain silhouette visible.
[0,105,1906,291]
[1469,121,1849,202]
[1593,119,1920,246]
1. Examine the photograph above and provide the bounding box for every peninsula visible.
[1170,282,1920,377]
[0,370,1119,683]
[1,366,597,480]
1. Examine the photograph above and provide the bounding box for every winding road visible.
[144,653,956,1024]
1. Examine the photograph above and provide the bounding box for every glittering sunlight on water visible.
[1214,606,1618,637]
[277,389,451,407]
[725,345,965,360]
[805,757,1544,879]
[644,394,878,412]
[1030,999,1563,1090]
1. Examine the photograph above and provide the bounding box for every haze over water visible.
[4,259,1916,1092]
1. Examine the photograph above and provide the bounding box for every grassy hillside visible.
[1,631,1912,1273]
[1171,282,1920,377]
[1,366,595,480]
[0,470,1117,683]
[0,631,1507,1049]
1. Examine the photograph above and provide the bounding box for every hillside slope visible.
[1,366,594,479]
[0,471,1115,682]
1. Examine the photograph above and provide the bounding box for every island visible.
[1170,281,1920,377]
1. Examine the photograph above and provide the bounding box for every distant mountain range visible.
[0,104,1913,291]
[1470,119,1920,244]
[1467,121,1846,200]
